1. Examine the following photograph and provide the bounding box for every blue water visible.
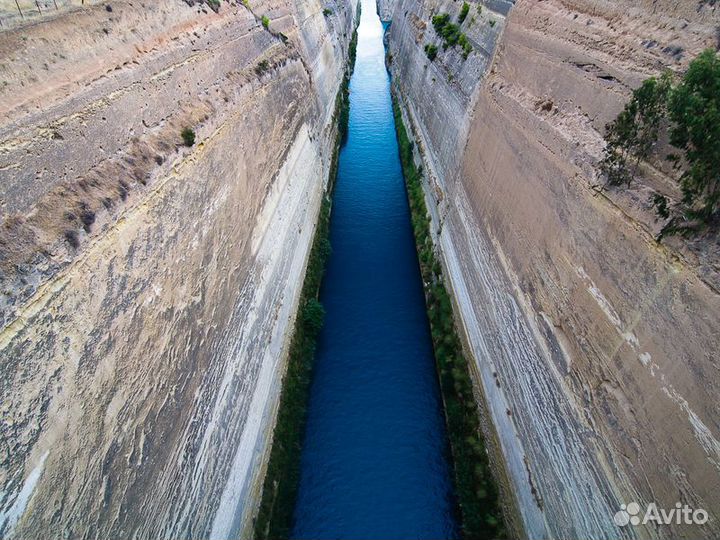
[291,2,458,538]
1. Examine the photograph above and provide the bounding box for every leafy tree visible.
[458,2,470,23]
[424,43,438,61]
[262,14,270,28]
[181,127,195,146]
[600,72,671,185]
[600,48,720,234]
[667,49,720,222]
[302,298,325,336]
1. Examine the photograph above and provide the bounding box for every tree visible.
[181,127,196,146]
[424,43,438,61]
[667,49,720,222]
[302,298,325,336]
[600,48,720,235]
[458,2,470,23]
[600,72,671,185]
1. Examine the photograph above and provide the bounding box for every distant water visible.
[290,1,459,538]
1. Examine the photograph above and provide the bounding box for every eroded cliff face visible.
[388,0,720,538]
[0,0,354,537]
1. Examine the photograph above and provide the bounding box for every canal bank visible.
[391,92,508,540]
[291,0,458,538]
[253,9,360,539]
[255,0,511,538]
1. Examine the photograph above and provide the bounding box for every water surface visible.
[291,1,458,538]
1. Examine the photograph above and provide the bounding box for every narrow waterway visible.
[291,1,458,538]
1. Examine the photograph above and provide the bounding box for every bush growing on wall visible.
[424,43,438,61]
[181,127,195,146]
[458,34,472,59]
[432,14,459,48]
[432,12,472,56]
[458,2,470,23]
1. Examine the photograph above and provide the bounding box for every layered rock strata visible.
[0,0,355,537]
[388,0,720,538]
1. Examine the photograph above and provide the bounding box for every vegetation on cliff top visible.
[601,48,720,236]
[392,93,506,540]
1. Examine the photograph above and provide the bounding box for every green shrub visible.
[322,7,332,16]
[432,11,472,53]
[601,73,671,186]
[432,13,461,48]
[458,2,470,23]
[458,33,472,59]
[348,24,358,71]
[255,59,270,75]
[667,48,720,223]
[206,0,220,12]
[489,19,496,27]
[261,14,270,28]
[302,298,325,335]
[424,43,438,61]
[432,13,450,29]
[392,93,505,540]
[181,127,195,146]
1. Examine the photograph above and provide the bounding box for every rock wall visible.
[388,0,720,538]
[0,0,105,30]
[376,0,392,21]
[0,0,355,537]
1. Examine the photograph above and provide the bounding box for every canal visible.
[291,1,459,538]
